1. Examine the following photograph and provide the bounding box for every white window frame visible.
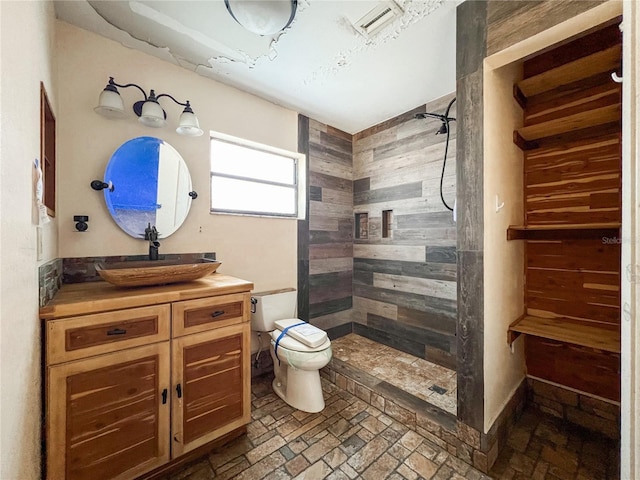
[209,131,306,219]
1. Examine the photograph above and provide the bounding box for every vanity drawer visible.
[172,293,250,337]
[46,304,171,364]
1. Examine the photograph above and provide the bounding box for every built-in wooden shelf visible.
[508,315,620,353]
[514,104,621,145]
[513,45,622,152]
[507,23,622,402]
[515,45,621,99]
[507,223,620,240]
[514,121,621,151]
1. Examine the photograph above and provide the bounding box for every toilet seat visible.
[274,318,328,347]
[270,328,331,353]
[270,334,332,352]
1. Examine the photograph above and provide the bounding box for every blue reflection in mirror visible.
[103,137,192,238]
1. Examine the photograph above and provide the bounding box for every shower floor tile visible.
[331,333,457,415]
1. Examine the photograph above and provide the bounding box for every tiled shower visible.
[298,93,458,416]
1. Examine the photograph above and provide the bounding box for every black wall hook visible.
[91,180,114,192]
[74,215,89,232]
[189,191,198,199]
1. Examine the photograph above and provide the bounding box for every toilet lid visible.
[270,327,331,352]
[274,318,328,348]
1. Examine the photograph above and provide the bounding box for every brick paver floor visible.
[162,374,619,479]
[489,407,619,480]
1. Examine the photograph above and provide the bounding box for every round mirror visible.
[102,136,193,238]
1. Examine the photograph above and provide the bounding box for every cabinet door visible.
[47,343,170,480]
[171,323,251,456]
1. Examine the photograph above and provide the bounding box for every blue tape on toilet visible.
[274,322,306,365]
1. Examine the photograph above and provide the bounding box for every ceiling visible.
[54,0,459,134]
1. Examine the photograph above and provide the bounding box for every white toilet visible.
[251,289,332,413]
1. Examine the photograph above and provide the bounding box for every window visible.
[210,133,303,217]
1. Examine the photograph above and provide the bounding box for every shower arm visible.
[442,97,457,123]
[415,97,457,123]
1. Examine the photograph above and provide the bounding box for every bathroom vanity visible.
[40,274,253,480]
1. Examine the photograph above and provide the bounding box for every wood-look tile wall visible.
[305,119,354,320]
[456,0,487,433]
[486,0,606,56]
[351,94,458,370]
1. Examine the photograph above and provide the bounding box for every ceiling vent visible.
[353,1,404,38]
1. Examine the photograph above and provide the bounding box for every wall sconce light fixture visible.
[94,77,204,137]
[224,0,297,36]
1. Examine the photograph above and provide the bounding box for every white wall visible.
[0,2,58,479]
[482,61,526,432]
[55,21,299,292]
[620,0,639,477]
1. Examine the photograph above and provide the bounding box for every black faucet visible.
[144,223,160,260]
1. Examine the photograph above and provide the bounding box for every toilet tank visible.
[251,288,298,331]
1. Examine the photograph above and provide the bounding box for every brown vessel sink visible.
[95,258,221,287]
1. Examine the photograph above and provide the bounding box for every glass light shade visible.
[225,0,297,35]
[139,100,166,128]
[94,89,126,118]
[176,111,203,137]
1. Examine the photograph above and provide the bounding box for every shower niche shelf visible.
[355,212,369,240]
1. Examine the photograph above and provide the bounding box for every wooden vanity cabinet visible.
[42,275,253,480]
